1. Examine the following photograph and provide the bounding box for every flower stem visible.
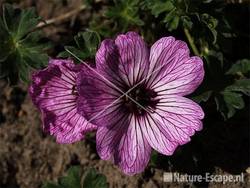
[184,28,200,56]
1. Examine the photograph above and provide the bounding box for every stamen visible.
[72,85,79,96]
[123,84,159,116]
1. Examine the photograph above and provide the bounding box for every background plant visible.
[0,4,49,84]
[42,166,108,188]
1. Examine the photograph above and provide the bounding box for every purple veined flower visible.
[77,32,205,175]
[29,59,96,144]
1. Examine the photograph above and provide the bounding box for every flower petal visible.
[140,113,179,155]
[114,32,150,86]
[96,115,152,175]
[77,66,123,126]
[29,59,96,143]
[147,37,204,96]
[116,115,152,175]
[96,39,126,89]
[141,95,204,155]
[96,112,131,160]
[96,32,150,88]
[156,95,204,119]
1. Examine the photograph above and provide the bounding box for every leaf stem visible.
[184,27,200,56]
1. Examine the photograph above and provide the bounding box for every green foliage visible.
[145,0,180,31]
[226,59,250,75]
[215,91,245,119]
[149,150,158,167]
[219,78,250,119]
[58,30,100,62]
[82,168,108,188]
[226,79,250,96]
[42,167,108,188]
[0,4,49,84]
[89,0,144,37]
[105,0,144,31]
[192,91,212,103]
[42,166,81,188]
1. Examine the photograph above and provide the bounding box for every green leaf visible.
[149,151,158,167]
[75,30,100,57]
[201,13,218,44]
[168,15,180,31]
[182,16,193,29]
[82,169,108,188]
[223,91,244,118]
[163,8,176,23]
[3,50,20,84]
[0,4,49,84]
[3,4,40,40]
[226,79,250,96]
[2,3,15,31]
[214,95,228,120]
[192,90,212,103]
[223,91,244,110]
[59,31,101,61]
[162,8,180,31]
[42,167,108,188]
[42,166,81,188]
[64,46,89,63]
[105,0,144,30]
[0,18,12,62]
[150,1,174,17]
[59,166,81,188]
[216,90,245,119]
[226,59,250,75]
[19,61,30,83]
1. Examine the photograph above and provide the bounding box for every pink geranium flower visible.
[29,59,96,144]
[77,32,205,175]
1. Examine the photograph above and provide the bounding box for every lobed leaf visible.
[82,168,108,188]
[42,166,81,188]
[0,4,49,84]
[58,30,101,61]
[150,1,174,17]
[225,79,250,96]
[42,167,108,188]
[226,59,250,75]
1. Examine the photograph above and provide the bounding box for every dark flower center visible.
[71,85,79,96]
[123,84,158,116]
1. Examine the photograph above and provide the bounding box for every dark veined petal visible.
[141,95,204,155]
[96,32,150,87]
[76,66,122,126]
[140,114,179,156]
[95,39,126,89]
[147,37,204,96]
[96,114,152,175]
[29,59,96,144]
[95,112,130,160]
[114,32,150,86]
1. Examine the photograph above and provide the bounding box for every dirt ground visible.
[0,0,249,188]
